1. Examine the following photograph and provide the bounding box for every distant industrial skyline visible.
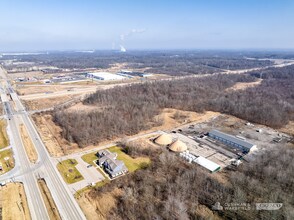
[0,0,294,51]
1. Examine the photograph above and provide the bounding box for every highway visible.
[4,104,49,219]
[0,66,86,220]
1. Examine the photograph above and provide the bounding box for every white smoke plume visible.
[119,28,146,52]
[120,28,146,41]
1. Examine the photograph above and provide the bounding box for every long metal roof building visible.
[208,130,257,153]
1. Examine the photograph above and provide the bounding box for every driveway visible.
[68,157,104,194]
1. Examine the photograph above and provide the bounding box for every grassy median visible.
[20,124,38,163]
[0,120,9,149]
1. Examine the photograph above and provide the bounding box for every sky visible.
[0,0,294,51]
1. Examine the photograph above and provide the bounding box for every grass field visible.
[0,120,9,149]
[57,159,84,184]
[81,152,98,166]
[0,149,14,174]
[108,146,150,172]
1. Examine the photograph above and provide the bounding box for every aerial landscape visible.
[0,0,294,220]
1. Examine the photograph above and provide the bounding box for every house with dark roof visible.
[208,130,257,153]
[96,150,128,178]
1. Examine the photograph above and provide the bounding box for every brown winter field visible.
[225,78,263,91]
[0,183,31,220]
[38,179,62,220]
[20,123,38,163]
[23,95,77,111]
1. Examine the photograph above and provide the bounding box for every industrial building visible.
[208,130,257,153]
[87,72,126,81]
[179,151,221,173]
[118,71,153,77]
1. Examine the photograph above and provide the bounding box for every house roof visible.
[209,130,255,150]
[105,158,124,171]
[98,150,127,173]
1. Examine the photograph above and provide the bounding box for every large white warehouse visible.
[87,72,125,81]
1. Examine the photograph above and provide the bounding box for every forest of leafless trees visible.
[1,51,272,75]
[87,142,294,220]
[53,69,293,147]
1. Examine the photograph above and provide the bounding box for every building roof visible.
[88,72,125,80]
[194,156,221,172]
[155,134,173,146]
[169,140,187,152]
[209,130,255,150]
[98,150,127,173]
[105,158,124,171]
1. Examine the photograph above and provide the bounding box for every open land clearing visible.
[77,188,122,220]
[23,95,77,111]
[0,120,9,149]
[33,109,220,157]
[225,78,263,91]
[279,121,294,136]
[38,179,61,220]
[20,123,38,163]
[8,70,46,80]
[0,183,31,220]
[19,87,97,100]
[32,114,74,156]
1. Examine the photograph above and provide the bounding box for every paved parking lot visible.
[68,157,104,194]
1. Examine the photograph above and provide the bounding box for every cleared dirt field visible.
[8,70,46,80]
[279,121,294,136]
[0,183,31,220]
[20,124,38,163]
[38,179,61,220]
[225,79,262,91]
[23,95,77,111]
[77,188,121,220]
[151,108,220,132]
[32,114,74,157]
[16,84,79,96]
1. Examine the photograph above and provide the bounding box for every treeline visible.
[249,64,294,79]
[53,74,256,147]
[1,50,273,75]
[211,78,294,127]
[88,143,294,219]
